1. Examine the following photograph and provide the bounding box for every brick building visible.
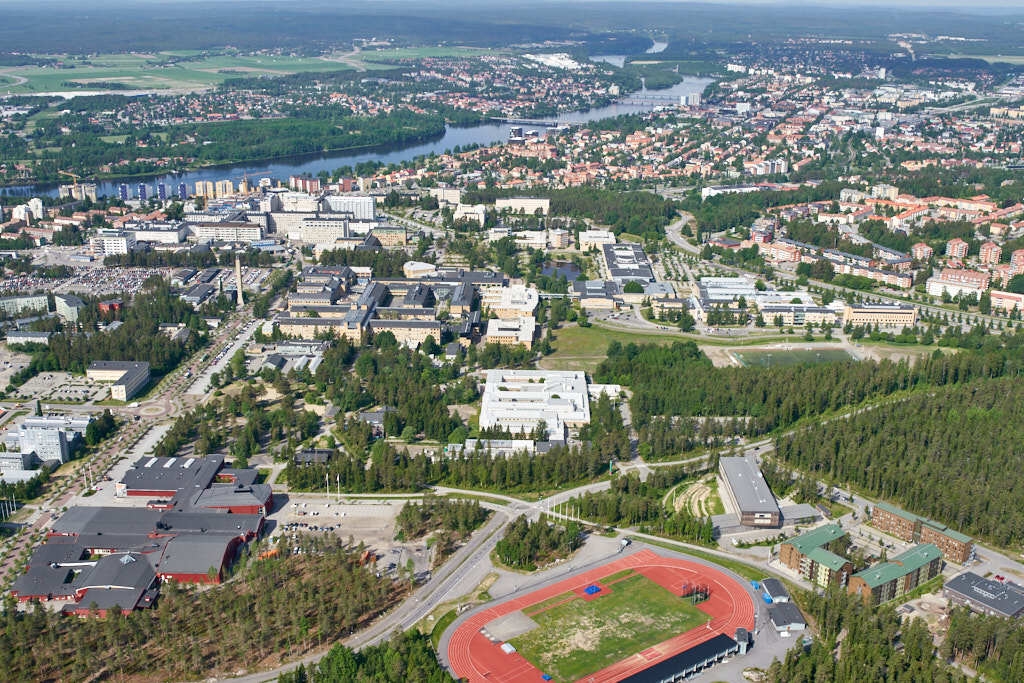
[870,502,974,564]
[779,524,853,588]
[847,544,942,604]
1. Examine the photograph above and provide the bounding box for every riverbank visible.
[3,77,712,198]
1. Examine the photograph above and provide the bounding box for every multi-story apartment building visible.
[870,502,974,564]
[848,544,942,604]
[779,524,853,588]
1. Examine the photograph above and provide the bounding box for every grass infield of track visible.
[508,572,710,682]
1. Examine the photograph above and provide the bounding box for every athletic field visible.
[509,571,711,681]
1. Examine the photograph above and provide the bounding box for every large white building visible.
[478,370,591,440]
[480,284,539,318]
[190,222,263,243]
[322,195,376,220]
[95,229,136,255]
[496,197,550,216]
[578,229,616,252]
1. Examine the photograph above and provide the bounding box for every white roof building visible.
[478,370,591,440]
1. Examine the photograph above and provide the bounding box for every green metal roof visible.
[786,523,846,555]
[874,501,972,544]
[807,547,849,572]
[852,543,941,589]
[922,519,972,544]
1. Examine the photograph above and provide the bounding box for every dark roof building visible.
[944,572,1024,619]
[768,602,807,631]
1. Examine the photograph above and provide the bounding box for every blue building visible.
[118,184,129,201]
[157,183,167,201]
[177,183,188,199]
[137,183,148,201]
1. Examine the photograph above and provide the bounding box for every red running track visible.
[447,549,755,683]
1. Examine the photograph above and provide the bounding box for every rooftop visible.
[786,523,845,555]
[853,543,942,589]
[945,572,1024,617]
[719,455,780,515]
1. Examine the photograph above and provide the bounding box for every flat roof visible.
[719,456,780,515]
[768,602,807,628]
[620,633,738,682]
[945,572,1024,617]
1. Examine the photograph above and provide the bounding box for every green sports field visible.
[733,348,855,367]
[509,572,710,682]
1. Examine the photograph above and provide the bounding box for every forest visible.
[595,336,1024,435]
[493,515,582,571]
[462,186,677,238]
[9,279,205,389]
[0,536,401,681]
[276,630,450,683]
[769,588,964,683]
[775,376,1024,546]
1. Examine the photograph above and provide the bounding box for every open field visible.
[733,348,856,367]
[948,53,1024,65]
[359,46,506,61]
[541,325,676,371]
[1,53,393,94]
[509,572,711,682]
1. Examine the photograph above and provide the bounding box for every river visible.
[3,72,707,200]
[590,40,668,68]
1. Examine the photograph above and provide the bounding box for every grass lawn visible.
[543,325,676,371]
[510,573,710,682]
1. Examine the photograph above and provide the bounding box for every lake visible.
[4,75,710,199]
[541,261,582,279]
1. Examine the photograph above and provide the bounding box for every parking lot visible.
[268,496,433,579]
[0,347,30,388]
[12,371,108,402]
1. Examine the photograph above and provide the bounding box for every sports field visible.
[509,571,710,681]
[447,549,755,683]
[733,348,855,367]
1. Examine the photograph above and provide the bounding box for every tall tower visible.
[234,255,244,309]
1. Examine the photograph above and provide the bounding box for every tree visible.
[1007,275,1024,294]
[623,280,644,294]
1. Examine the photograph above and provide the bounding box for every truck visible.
[618,538,631,552]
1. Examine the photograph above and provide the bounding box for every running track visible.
[447,549,755,683]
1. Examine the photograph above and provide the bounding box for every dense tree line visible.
[943,606,1024,682]
[277,630,449,683]
[775,376,1024,546]
[286,440,613,494]
[577,391,631,461]
[462,186,677,238]
[394,495,489,541]
[681,181,847,236]
[494,515,582,571]
[595,335,1024,434]
[0,536,400,681]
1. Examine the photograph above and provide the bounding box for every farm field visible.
[0,52,394,94]
[508,571,710,682]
